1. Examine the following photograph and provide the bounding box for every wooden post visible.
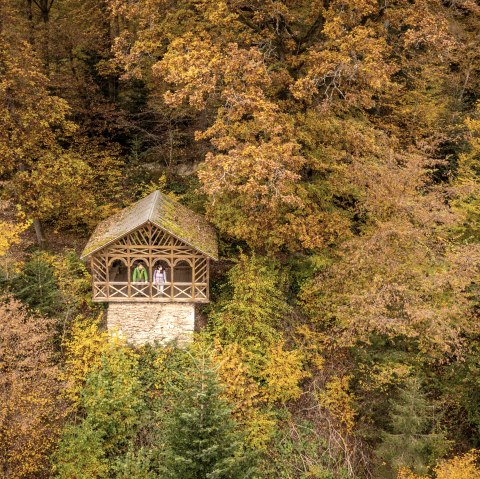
[106,255,110,300]
[90,256,95,300]
[192,256,195,300]
[127,233,131,298]
[147,222,153,299]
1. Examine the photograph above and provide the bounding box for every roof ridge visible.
[148,190,160,221]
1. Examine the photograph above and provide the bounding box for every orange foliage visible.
[109,0,461,251]
[0,298,65,479]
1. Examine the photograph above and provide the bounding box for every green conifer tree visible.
[53,345,145,478]
[12,252,60,315]
[158,350,256,479]
[113,448,153,479]
[375,377,449,478]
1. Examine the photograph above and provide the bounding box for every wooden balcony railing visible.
[92,281,208,302]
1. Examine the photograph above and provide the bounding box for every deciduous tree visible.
[0,298,65,479]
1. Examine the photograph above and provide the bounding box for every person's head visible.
[138,263,144,270]
[158,265,163,271]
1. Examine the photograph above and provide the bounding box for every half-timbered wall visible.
[90,223,209,302]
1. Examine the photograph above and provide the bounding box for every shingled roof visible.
[81,190,218,260]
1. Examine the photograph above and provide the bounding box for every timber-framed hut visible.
[81,190,218,345]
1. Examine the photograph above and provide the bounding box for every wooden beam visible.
[106,256,110,300]
[170,237,174,300]
[148,222,153,298]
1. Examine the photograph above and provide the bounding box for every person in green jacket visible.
[132,262,148,282]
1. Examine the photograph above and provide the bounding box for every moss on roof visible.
[81,191,218,260]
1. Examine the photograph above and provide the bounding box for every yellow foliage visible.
[212,342,276,451]
[241,408,277,452]
[317,375,356,434]
[453,107,480,242]
[398,469,429,479]
[358,362,413,394]
[295,325,329,372]
[213,343,265,410]
[62,315,111,406]
[261,341,309,404]
[212,340,309,449]
[0,26,122,231]
[0,214,30,257]
[434,451,480,479]
[398,450,480,479]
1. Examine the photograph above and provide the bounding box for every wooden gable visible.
[81,190,218,260]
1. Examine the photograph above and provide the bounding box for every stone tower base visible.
[107,302,195,346]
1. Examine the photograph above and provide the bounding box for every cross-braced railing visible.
[92,281,208,302]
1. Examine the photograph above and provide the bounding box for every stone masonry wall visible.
[107,302,195,346]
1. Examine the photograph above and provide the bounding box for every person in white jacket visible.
[153,264,167,296]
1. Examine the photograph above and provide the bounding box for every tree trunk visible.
[19,163,47,248]
[26,0,34,45]
[33,218,47,248]
[40,1,49,70]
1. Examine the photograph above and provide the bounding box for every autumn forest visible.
[1,0,480,478]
